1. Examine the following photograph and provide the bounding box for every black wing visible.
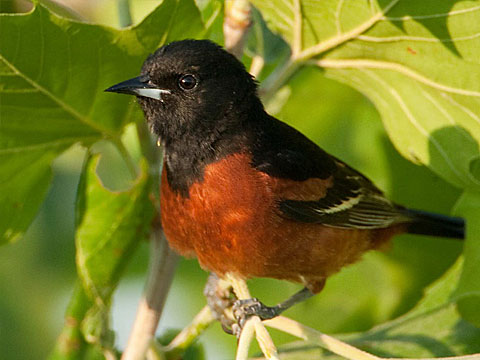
[251,117,409,229]
[279,161,409,229]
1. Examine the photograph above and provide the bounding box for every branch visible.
[121,228,178,360]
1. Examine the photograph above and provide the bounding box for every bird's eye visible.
[178,74,197,90]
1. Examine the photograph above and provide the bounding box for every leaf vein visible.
[297,0,400,61]
[335,0,345,35]
[36,5,45,84]
[0,54,106,134]
[315,58,480,97]
[441,93,480,126]
[362,69,468,183]
[0,88,39,93]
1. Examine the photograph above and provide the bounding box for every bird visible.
[106,39,465,330]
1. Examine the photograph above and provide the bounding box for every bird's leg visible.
[203,273,238,334]
[233,287,315,330]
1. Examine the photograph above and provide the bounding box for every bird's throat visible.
[162,132,245,198]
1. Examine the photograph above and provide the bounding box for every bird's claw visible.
[232,298,278,336]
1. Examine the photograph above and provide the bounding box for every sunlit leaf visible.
[253,0,480,188]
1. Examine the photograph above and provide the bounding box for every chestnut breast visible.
[160,153,401,288]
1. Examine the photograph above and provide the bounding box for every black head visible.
[106,40,261,147]
[106,40,266,195]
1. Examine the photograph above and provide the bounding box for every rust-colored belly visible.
[160,153,401,290]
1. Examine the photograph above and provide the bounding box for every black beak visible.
[105,75,170,100]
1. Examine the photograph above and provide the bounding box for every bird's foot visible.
[232,298,278,336]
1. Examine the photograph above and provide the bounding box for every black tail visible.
[405,209,465,240]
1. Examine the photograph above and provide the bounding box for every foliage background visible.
[0,0,478,359]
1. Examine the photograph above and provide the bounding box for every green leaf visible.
[252,0,480,190]
[75,155,153,348]
[76,154,153,302]
[0,0,204,243]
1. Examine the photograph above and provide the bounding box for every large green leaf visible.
[0,0,204,244]
[252,0,480,189]
[75,155,153,349]
[252,0,480,327]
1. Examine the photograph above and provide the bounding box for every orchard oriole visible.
[106,39,464,330]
